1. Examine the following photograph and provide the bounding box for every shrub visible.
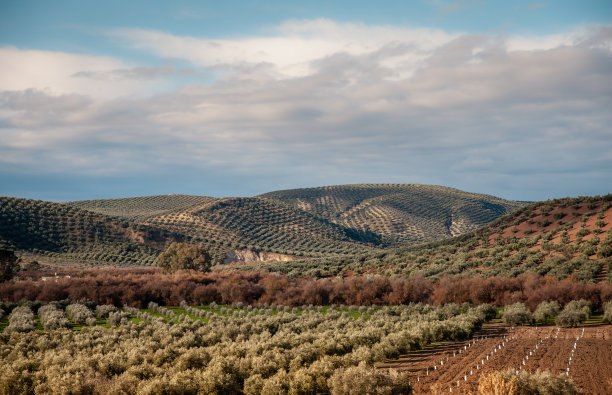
[603,301,612,323]
[157,242,212,273]
[38,304,70,330]
[328,362,395,395]
[107,311,130,326]
[475,303,498,321]
[502,303,533,325]
[556,299,591,327]
[479,369,579,395]
[533,301,561,324]
[95,304,118,318]
[66,303,95,325]
[6,305,35,333]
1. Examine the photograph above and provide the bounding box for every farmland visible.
[382,324,611,394]
[2,298,608,394]
[0,301,486,394]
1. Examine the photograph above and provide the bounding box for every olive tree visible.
[157,242,212,273]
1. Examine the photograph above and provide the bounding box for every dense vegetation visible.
[0,300,494,394]
[2,269,610,310]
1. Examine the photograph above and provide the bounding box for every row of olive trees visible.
[502,299,593,327]
[0,301,492,394]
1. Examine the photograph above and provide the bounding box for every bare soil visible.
[380,323,612,394]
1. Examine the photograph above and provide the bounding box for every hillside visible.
[140,197,380,261]
[238,195,612,281]
[65,194,216,221]
[259,184,525,246]
[0,197,178,267]
[2,185,525,267]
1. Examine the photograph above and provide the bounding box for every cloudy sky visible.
[1,0,611,201]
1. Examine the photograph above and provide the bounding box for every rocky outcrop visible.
[223,249,298,264]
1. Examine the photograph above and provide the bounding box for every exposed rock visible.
[223,249,298,264]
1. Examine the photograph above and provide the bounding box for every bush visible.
[475,303,498,321]
[556,299,591,327]
[95,304,118,318]
[479,369,579,394]
[107,311,130,326]
[603,301,612,323]
[502,303,533,325]
[6,305,35,333]
[38,304,70,330]
[157,242,212,273]
[533,301,561,324]
[66,303,95,325]
[328,362,395,395]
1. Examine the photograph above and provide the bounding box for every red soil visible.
[487,201,611,248]
[381,323,612,394]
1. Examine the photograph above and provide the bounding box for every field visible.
[0,301,488,394]
[2,297,609,394]
[382,323,612,394]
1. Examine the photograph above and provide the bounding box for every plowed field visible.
[381,324,612,394]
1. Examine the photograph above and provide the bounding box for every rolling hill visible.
[0,197,179,267]
[2,184,526,267]
[259,184,525,245]
[244,194,612,280]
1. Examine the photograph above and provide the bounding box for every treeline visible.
[1,269,610,309]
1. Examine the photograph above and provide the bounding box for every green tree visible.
[0,249,19,282]
[157,242,212,273]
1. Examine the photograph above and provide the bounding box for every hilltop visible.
[244,195,612,280]
[1,184,524,267]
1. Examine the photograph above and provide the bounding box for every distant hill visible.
[2,184,525,267]
[245,195,612,281]
[0,197,178,267]
[259,184,525,245]
[66,194,216,221]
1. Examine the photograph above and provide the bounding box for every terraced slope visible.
[243,195,612,280]
[0,197,176,267]
[141,197,379,261]
[65,195,216,221]
[260,184,525,245]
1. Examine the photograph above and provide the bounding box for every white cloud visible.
[1,21,611,199]
[111,20,459,78]
[0,47,176,99]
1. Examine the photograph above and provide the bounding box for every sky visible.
[1,0,611,202]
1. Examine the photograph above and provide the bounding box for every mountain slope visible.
[140,197,380,260]
[260,184,525,245]
[2,184,526,267]
[0,197,178,267]
[244,195,612,280]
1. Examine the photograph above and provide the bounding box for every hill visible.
[140,197,380,261]
[65,194,216,221]
[259,184,525,246]
[0,197,179,267]
[2,184,525,267]
[238,195,612,280]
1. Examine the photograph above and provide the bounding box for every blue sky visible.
[1,0,611,201]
